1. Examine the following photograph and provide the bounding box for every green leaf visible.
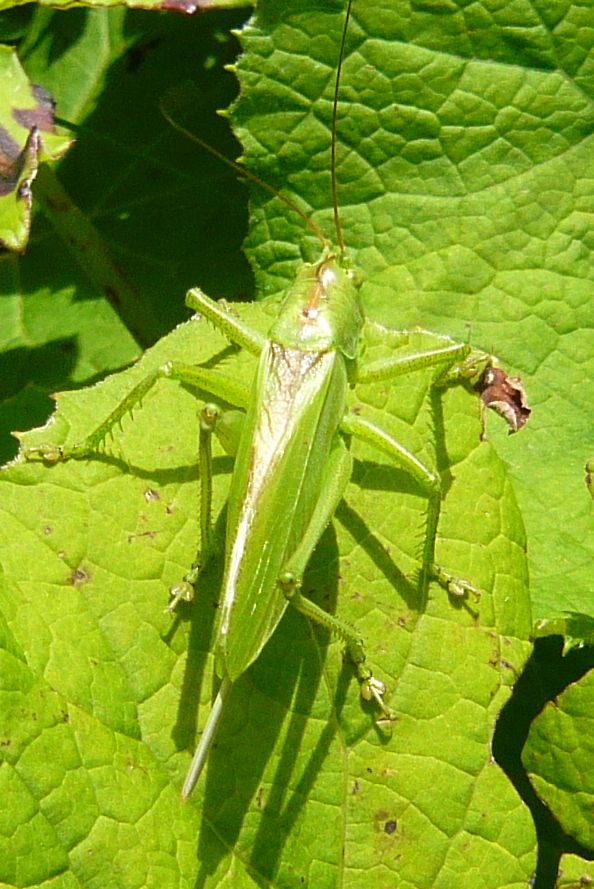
[523,668,594,852]
[4,302,534,886]
[0,0,247,12]
[0,45,70,250]
[556,854,594,888]
[534,613,594,652]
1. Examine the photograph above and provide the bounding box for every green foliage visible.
[0,4,251,456]
[524,667,594,851]
[0,45,70,249]
[1,0,593,886]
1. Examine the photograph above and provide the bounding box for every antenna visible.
[161,0,354,258]
[331,0,354,256]
[160,96,329,252]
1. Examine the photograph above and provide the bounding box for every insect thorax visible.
[269,254,363,359]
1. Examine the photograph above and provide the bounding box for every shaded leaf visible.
[524,668,594,852]
[0,0,247,12]
[0,6,250,464]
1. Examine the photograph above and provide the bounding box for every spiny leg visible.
[353,336,492,598]
[167,404,246,611]
[278,439,395,720]
[185,288,265,356]
[357,334,493,389]
[167,403,219,612]
[282,578,394,720]
[340,412,478,601]
[21,361,251,464]
[20,289,259,597]
[22,287,259,464]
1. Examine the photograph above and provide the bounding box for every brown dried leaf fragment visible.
[477,366,531,435]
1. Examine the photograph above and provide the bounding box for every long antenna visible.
[331,0,354,256]
[163,3,354,257]
[160,99,329,252]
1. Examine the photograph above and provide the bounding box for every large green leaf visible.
[3,304,533,887]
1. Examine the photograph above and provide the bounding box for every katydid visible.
[21,0,511,800]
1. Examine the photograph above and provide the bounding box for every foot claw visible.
[166,581,194,613]
[361,676,396,722]
[446,577,480,601]
[22,445,64,464]
[430,564,480,601]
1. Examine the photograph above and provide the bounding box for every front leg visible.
[167,403,220,612]
[357,333,493,391]
[167,403,246,612]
